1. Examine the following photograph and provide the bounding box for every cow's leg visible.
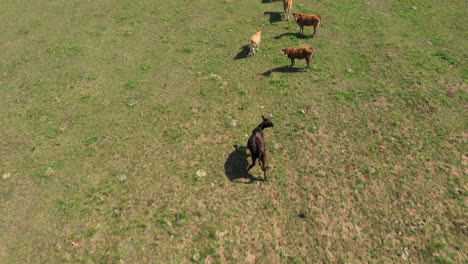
[306,57,310,69]
[247,154,257,171]
[290,58,294,67]
[313,25,317,37]
[260,153,268,180]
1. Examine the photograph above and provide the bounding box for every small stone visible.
[40,116,48,121]
[192,252,200,261]
[401,247,409,260]
[59,121,71,132]
[196,169,207,177]
[117,174,127,182]
[274,143,282,150]
[412,6,417,9]
[128,99,138,106]
[220,81,228,89]
[44,167,55,176]
[2,172,12,180]
[230,119,238,127]
[191,108,198,113]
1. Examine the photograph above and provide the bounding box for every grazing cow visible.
[247,115,274,180]
[282,46,314,68]
[249,26,263,56]
[292,12,322,36]
[283,0,293,20]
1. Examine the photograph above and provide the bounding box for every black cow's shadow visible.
[261,65,308,76]
[233,45,250,60]
[274,32,310,39]
[224,145,262,183]
[264,12,283,24]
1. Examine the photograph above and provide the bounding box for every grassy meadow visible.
[0,0,466,263]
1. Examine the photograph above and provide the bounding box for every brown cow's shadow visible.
[262,0,279,3]
[264,12,282,24]
[234,45,250,60]
[224,145,262,183]
[274,32,311,39]
[261,66,307,76]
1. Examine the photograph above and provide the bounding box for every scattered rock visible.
[117,174,127,182]
[401,247,409,260]
[40,116,48,121]
[127,99,138,106]
[113,209,121,216]
[204,255,213,264]
[412,6,417,9]
[230,119,238,128]
[71,239,86,248]
[455,187,464,195]
[411,220,426,230]
[274,143,282,150]
[59,121,71,132]
[191,108,198,113]
[192,252,200,262]
[206,73,222,80]
[216,230,228,239]
[2,172,12,180]
[44,167,55,176]
[196,169,207,177]
[220,81,228,89]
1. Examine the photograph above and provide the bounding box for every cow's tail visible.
[318,15,323,27]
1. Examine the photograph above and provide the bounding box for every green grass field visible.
[0,0,466,263]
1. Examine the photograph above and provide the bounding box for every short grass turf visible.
[0,0,467,263]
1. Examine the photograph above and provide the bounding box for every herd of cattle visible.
[249,0,322,68]
[245,0,323,179]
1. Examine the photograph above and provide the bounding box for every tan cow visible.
[282,46,314,68]
[249,26,263,56]
[292,13,322,36]
[283,0,293,20]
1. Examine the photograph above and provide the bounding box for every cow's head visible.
[292,13,302,21]
[261,115,274,128]
[282,48,290,56]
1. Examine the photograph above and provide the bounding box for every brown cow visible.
[292,13,322,36]
[249,26,263,56]
[282,46,314,68]
[283,0,293,20]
